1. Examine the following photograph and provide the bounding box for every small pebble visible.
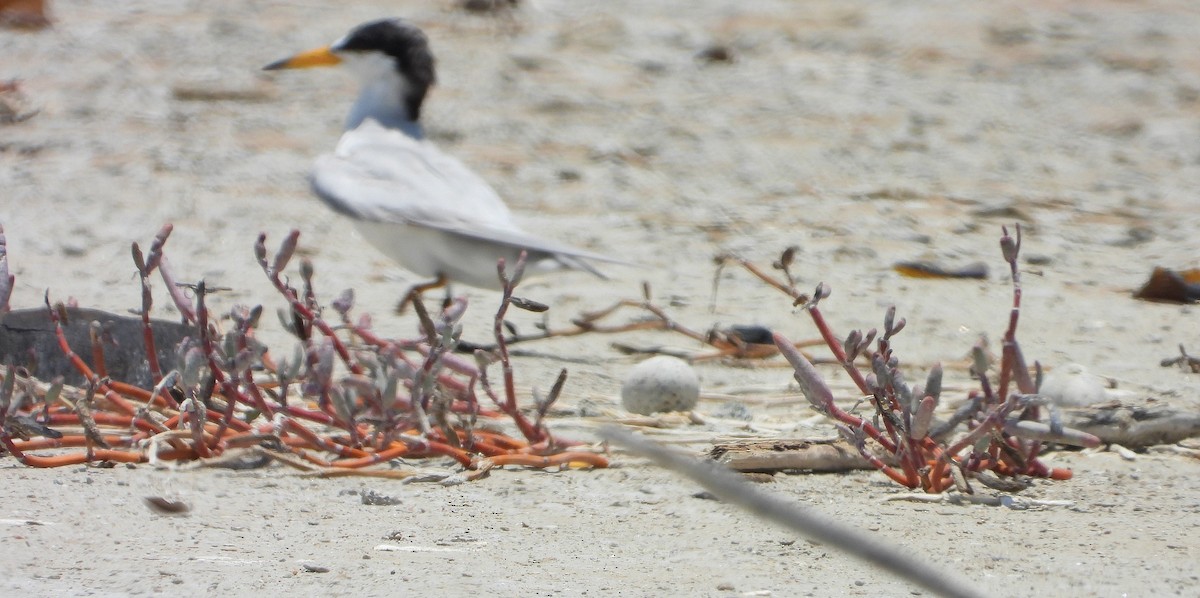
[361,489,402,506]
[696,44,734,63]
[621,355,700,415]
[143,497,190,515]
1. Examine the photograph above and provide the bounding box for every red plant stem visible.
[503,363,540,439]
[12,434,133,450]
[1,433,28,462]
[15,447,195,467]
[180,402,212,459]
[392,392,499,418]
[791,309,903,456]
[995,446,1020,471]
[211,380,240,450]
[520,436,583,453]
[46,305,139,418]
[398,438,474,466]
[419,344,481,379]
[331,438,472,468]
[805,304,872,395]
[283,418,368,459]
[396,427,531,456]
[478,372,541,445]
[46,412,164,436]
[486,264,545,444]
[894,442,923,488]
[995,226,1023,407]
[465,439,509,456]
[240,374,275,419]
[410,344,475,398]
[107,380,164,408]
[868,454,917,488]
[259,232,363,377]
[289,449,334,468]
[927,455,950,489]
[3,428,197,466]
[929,471,954,493]
[761,226,1070,490]
[187,298,282,437]
[878,409,903,454]
[1017,452,1051,477]
[826,408,893,452]
[157,255,196,323]
[1021,440,1044,472]
[230,312,274,420]
[159,405,253,433]
[89,326,108,379]
[137,284,163,385]
[192,283,235,448]
[773,332,897,454]
[0,228,638,473]
[728,256,806,302]
[350,304,505,416]
[471,429,528,450]
[918,437,956,492]
[278,403,335,425]
[14,432,222,451]
[919,436,945,460]
[426,430,508,456]
[213,403,254,432]
[328,442,410,468]
[941,399,1016,462]
[987,443,1002,469]
[485,452,608,468]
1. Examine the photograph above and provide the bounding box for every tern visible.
[264,18,620,299]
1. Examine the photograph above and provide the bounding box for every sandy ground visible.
[3,0,1199,596]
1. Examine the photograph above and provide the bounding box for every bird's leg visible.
[395,273,449,314]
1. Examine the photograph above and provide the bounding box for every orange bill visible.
[263,46,342,70]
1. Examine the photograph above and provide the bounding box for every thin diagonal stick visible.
[599,426,984,598]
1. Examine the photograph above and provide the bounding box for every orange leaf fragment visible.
[0,0,51,30]
[1133,267,1200,304]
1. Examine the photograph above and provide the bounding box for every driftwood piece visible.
[1061,401,1200,448]
[708,438,886,473]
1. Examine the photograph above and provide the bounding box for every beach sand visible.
[2,1,1198,595]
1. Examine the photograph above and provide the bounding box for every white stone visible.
[621,355,701,415]
[1039,363,1109,407]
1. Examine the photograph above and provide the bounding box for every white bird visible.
[264,18,620,296]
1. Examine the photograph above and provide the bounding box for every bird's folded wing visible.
[310,126,627,265]
[311,121,509,218]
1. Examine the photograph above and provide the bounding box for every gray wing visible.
[311,121,515,228]
[310,121,622,266]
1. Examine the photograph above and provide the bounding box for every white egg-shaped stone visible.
[621,355,701,415]
[1039,363,1109,407]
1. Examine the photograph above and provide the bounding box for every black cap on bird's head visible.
[265,18,436,121]
[333,19,436,108]
[332,19,435,80]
